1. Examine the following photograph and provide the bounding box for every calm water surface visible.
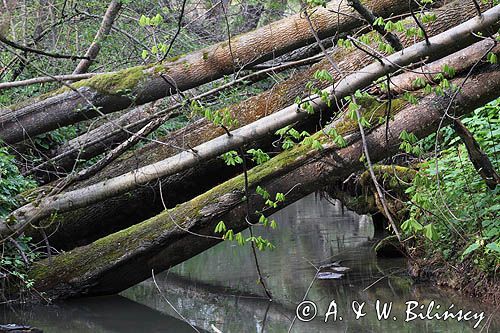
[2,194,498,332]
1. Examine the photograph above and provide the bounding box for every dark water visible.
[1,194,498,332]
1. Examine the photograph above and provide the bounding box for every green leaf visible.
[423,223,438,241]
[256,186,270,200]
[487,52,498,64]
[139,15,148,27]
[214,221,226,234]
[259,214,268,225]
[313,69,333,82]
[220,151,243,166]
[312,139,323,150]
[462,242,480,258]
[373,17,384,26]
[275,192,285,202]
[486,242,500,254]
[224,229,234,241]
[235,232,245,245]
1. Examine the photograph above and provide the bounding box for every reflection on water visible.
[124,193,499,332]
[1,193,498,332]
[0,295,203,332]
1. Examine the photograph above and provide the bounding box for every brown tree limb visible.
[452,119,500,189]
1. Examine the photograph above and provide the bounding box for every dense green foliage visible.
[0,146,36,218]
[0,145,38,293]
[402,98,500,272]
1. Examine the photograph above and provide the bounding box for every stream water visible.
[1,193,498,332]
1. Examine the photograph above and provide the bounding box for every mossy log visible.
[327,165,417,229]
[26,0,485,250]
[28,66,500,300]
[0,0,409,144]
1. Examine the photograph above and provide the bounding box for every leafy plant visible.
[0,145,38,292]
[402,98,500,272]
[0,146,36,218]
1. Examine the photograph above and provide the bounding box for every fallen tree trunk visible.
[28,66,500,300]
[4,7,498,240]
[0,0,408,144]
[22,1,496,249]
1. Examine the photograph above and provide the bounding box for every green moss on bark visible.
[336,96,407,135]
[70,66,146,95]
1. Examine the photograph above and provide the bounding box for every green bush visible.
[0,146,36,218]
[0,145,38,292]
[402,98,500,272]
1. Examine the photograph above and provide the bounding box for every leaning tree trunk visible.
[72,0,122,75]
[27,66,500,300]
[22,0,492,250]
[0,0,409,144]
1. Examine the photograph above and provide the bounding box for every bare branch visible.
[0,34,90,60]
[348,0,403,51]
[0,73,99,90]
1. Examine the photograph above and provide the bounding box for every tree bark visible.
[28,66,500,300]
[452,119,500,189]
[4,7,498,239]
[0,0,409,144]
[23,0,495,249]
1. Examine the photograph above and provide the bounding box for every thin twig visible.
[151,269,200,333]
[408,0,430,46]
[0,34,89,60]
[348,36,384,65]
[353,96,402,241]
[0,72,99,90]
[160,0,187,62]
